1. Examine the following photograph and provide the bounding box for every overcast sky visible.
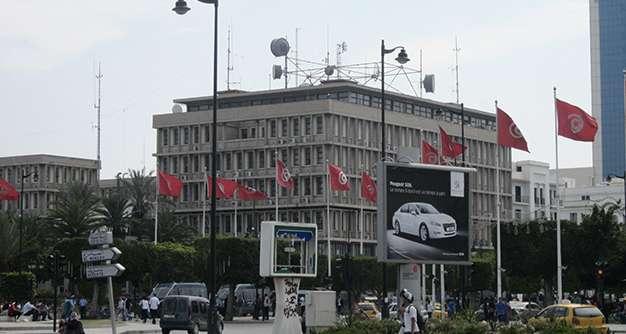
[0,0,593,179]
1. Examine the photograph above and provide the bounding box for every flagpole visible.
[326,159,332,277]
[202,168,207,238]
[553,86,563,303]
[154,169,159,245]
[234,172,238,237]
[359,191,364,256]
[495,100,502,299]
[275,150,279,222]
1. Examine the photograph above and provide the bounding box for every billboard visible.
[377,162,474,264]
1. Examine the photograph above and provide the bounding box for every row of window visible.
[0,165,96,186]
[185,89,496,131]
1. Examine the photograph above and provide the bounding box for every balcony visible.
[513,195,529,204]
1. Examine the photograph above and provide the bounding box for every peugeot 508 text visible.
[392,202,457,241]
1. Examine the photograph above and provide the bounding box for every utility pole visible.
[453,37,461,104]
[95,63,103,183]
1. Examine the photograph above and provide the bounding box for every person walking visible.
[78,297,88,319]
[149,294,159,325]
[117,296,127,321]
[263,294,271,321]
[495,298,508,323]
[425,298,433,319]
[62,297,74,321]
[140,296,150,323]
[398,289,421,334]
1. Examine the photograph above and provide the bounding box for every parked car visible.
[509,301,542,322]
[159,295,223,334]
[534,303,609,334]
[215,284,271,316]
[392,202,457,242]
[354,302,381,320]
[431,303,448,319]
[153,282,208,299]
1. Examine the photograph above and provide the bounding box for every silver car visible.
[392,202,457,241]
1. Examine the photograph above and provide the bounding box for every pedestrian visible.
[398,289,421,334]
[8,302,22,320]
[117,296,127,321]
[36,303,48,321]
[425,298,433,319]
[21,301,40,320]
[78,297,88,319]
[263,294,271,321]
[140,296,150,323]
[62,297,74,320]
[447,299,456,319]
[57,319,66,334]
[495,298,508,323]
[64,312,85,334]
[149,294,159,325]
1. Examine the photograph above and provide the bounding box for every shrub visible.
[319,319,400,334]
[427,318,489,334]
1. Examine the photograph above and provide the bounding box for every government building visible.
[152,80,512,256]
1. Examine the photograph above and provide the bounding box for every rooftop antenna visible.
[325,26,330,80]
[94,63,103,183]
[226,26,239,90]
[336,41,347,79]
[295,28,300,86]
[453,36,461,104]
[419,49,423,98]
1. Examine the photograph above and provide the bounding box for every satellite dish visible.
[172,104,184,113]
[272,65,283,79]
[423,74,435,93]
[324,65,335,76]
[270,38,290,57]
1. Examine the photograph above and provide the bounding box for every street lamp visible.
[606,173,626,223]
[19,168,38,272]
[380,40,409,319]
[172,1,220,333]
[48,251,65,333]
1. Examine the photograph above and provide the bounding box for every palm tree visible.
[47,182,104,238]
[156,209,196,243]
[121,169,155,239]
[0,212,18,271]
[100,189,133,238]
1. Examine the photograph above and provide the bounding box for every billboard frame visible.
[376,161,476,265]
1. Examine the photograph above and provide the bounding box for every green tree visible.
[100,188,133,239]
[156,210,196,244]
[0,212,18,271]
[121,169,155,239]
[47,182,104,238]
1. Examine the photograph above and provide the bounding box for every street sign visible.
[88,231,113,246]
[81,247,121,263]
[85,263,126,279]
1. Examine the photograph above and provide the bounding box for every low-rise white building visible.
[512,160,624,224]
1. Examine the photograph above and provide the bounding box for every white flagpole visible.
[202,168,207,238]
[553,87,563,303]
[275,150,279,222]
[421,264,427,304]
[234,172,238,237]
[495,100,502,299]
[359,193,364,256]
[326,159,332,277]
[431,264,436,304]
[154,168,159,245]
[440,264,445,306]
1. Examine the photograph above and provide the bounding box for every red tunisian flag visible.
[0,179,19,201]
[158,171,183,198]
[207,177,238,199]
[275,159,294,189]
[360,172,377,203]
[556,98,598,142]
[439,127,466,158]
[497,108,529,152]
[421,141,440,164]
[237,184,268,201]
[328,163,351,191]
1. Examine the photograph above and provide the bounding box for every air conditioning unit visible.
[246,171,253,177]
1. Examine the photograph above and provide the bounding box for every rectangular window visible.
[258,151,265,168]
[292,118,300,136]
[570,212,578,222]
[236,152,243,170]
[225,154,232,170]
[241,128,248,139]
[292,149,300,166]
[304,177,311,196]
[204,125,210,142]
[193,183,199,201]
[250,128,256,138]
[246,152,254,169]
[304,147,312,165]
[172,157,178,173]
[270,120,277,137]
[183,127,190,144]
[316,146,323,164]
[514,186,521,202]
[305,117,312,135]
[315,176,323,195]
[173,128,180,145]
[183,156,189,173]
[315,116,323,134]
[193,155,199,172]
[162,129,169,146]
[193,126,199,144]
[293,177,299,196]
[281,119,288,137]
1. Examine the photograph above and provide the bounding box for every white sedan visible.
[392,202,457,241]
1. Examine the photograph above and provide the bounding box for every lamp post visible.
[380,40,409,319]
[606,173,626,223]
[49,251,65,333]
[172,1,220,332]
[19,168,38,272]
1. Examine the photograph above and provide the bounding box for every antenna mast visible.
[226,26,233,90]
[453,36,461,104]
[295,28,300,86]
[95,63,103,182]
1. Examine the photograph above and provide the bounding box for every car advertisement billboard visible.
[377,162,474,264]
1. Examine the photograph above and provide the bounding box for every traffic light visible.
[595,268,605,281]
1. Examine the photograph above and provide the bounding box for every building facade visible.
[512,161,558,222]
[153,81,512,256]
[0,154,99,214]
[590,0,626,182]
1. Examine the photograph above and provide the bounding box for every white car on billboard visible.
[392,202,457,241]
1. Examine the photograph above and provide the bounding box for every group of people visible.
[481,297,513,324]
[1,301,49,321]
[115,294,160,324]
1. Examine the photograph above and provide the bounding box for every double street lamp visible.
[380,40,409,319]
[172,1,220,333]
